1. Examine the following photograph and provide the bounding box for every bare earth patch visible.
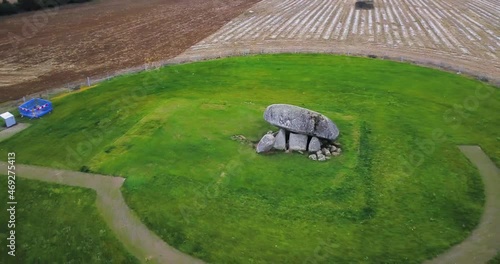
[0,0,261,102]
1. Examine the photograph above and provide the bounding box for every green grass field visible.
[0,177,137,263]
[489,252,500,264]
[0,54,498,263]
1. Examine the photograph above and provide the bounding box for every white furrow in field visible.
[462,13,500,44]
[380,5,387,22]
[416,0,468,52]
[269,0,320,39]
[324,6,345,39]
[360,10,366,36]
[466,2,500,23]
[405,0,442,47]
[229,14,275,41]
[308,0,336,35]
[411,0,422,7]
[199,20,235,43]
[401,0,429,47]
[408,26,424,47]
[382,0,396,24]
[300,0,335,39]
[248,15,283,39]
[290,0,329,39]
[191,0,499,63]
[252,14,286,39]
[280,0,319,38]
[379,8,394,46]
[384,24,394,46]
[352,10,360,35]
[441,5,483,41]
[273,0,296,9]
[432,2,486,49]
[475,0,500,14]
[269,0,291,10]
[426,2,492,53]
[402,1,423,34]
[232,15,276,41]
[252,0,302,39]
[340,6,355,40]
[420,7,455,49]
[263,0,309,39]
[212,17,258,43]
[387,0,411,46]
[394,0,411,24]
[439,0,500,45]
[374,4,382,36]
[368,10,374,36]
[314,0,343,39]
[487,45,498,55]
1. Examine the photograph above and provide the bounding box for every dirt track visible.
[182,0,500,80]
[2,144,499,263]
[0,0,260,102]
[0,161,205,264]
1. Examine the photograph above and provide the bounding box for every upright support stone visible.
[308,137,321,152]
[289,133,308,151]
[256,134,275,153]
[273,129,287,150]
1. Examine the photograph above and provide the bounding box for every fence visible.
[1,46,498,112]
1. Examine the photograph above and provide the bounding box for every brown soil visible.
[0,0,261,102]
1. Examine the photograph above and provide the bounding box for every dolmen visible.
[256,104,342,161]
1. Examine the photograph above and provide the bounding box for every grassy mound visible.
[0,54,498,263]
[0,177,137,263]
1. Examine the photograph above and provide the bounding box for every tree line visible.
[1,0,92,16]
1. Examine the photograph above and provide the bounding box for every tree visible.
[0,0,19,15]
[17,0,43,11]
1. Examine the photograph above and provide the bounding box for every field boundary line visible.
[0,146,498,263]
[0,162,205,264]
[424,145,500,264]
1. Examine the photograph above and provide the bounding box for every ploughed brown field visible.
[0,0,260,102]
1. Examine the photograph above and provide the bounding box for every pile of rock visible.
[256,104,342,161]
[308,143,342,161]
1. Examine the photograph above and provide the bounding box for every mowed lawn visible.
[0,177,137,263]
[0,54,498,263]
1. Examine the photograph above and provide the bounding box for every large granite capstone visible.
[264,104,339,140]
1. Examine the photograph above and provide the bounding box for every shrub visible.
[0,0,92,16]
[0,0,19,15]
[17,0,42,11]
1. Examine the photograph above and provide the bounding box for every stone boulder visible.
[317,153,327,161]
[256,134,275,153]
[263,104,339,140]
[273,129,287,150]
[289,133,308,151]
[308,136,321,152]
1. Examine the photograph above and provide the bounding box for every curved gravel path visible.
[1,145,498,263]
[424,146,500,264]
[0,162,204,264]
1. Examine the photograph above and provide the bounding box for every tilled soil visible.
[182,0,500,82]
[0,0,260,102]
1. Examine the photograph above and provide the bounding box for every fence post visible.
[87,77,91,87]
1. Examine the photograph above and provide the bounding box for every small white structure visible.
[0,112,16,128]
